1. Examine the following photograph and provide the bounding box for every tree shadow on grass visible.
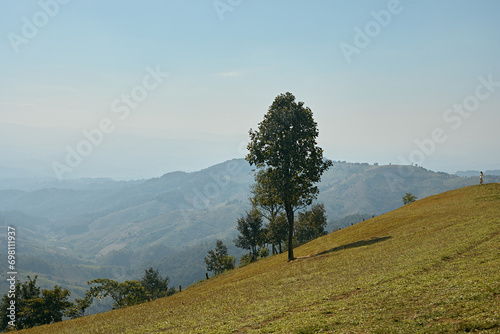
[295,236,392,261]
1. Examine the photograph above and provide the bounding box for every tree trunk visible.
[285,201,294,261]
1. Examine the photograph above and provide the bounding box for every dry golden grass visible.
[21,184,500,333]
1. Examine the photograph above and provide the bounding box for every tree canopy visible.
[246,92,332,260]
[294,203,328,245]
[250,169,283,224]
[1,269,175,331]
[265,212,289,254]
[86,267,173,309]
[234,209,265,261]
[204,240,236,275]
[402,193,418,205]
[141,267,170,300]
[0,276,73,331]
[87,278,147,309]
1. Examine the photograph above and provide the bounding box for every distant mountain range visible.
[1,159,499,300]
[454,170,500,177]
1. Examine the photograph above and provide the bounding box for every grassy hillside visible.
[21,184,500,333]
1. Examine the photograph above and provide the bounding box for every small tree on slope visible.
[204,240,236,275]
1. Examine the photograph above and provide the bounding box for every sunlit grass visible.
[21,184,500,333]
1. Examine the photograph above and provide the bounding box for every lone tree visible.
[402,192,418,205]
[246,92,332,261]
[204,240,236,275]
[141,267,170,301]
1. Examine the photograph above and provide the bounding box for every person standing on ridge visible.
[480,171,484,185]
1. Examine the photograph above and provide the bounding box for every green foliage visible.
[141,267,171,300]
[204,240,236,275]
[294,203,328,245]
[250,170,283,218]
[65,296,93,319]
[402,192,418,205]
[234,209,265,260]
[257,246,270,259]
[84,267,173,312]
[251,169,288,254]
[238,247,270,268]
[0,276,73,331]
[246,92,332,260]
[265,213,289,254]
[238,253,254,268]
[86,278,147,309]
[22,286,72,327]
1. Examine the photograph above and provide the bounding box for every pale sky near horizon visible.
[1,1,499,179]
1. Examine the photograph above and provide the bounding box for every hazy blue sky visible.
[1,0,499,179]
